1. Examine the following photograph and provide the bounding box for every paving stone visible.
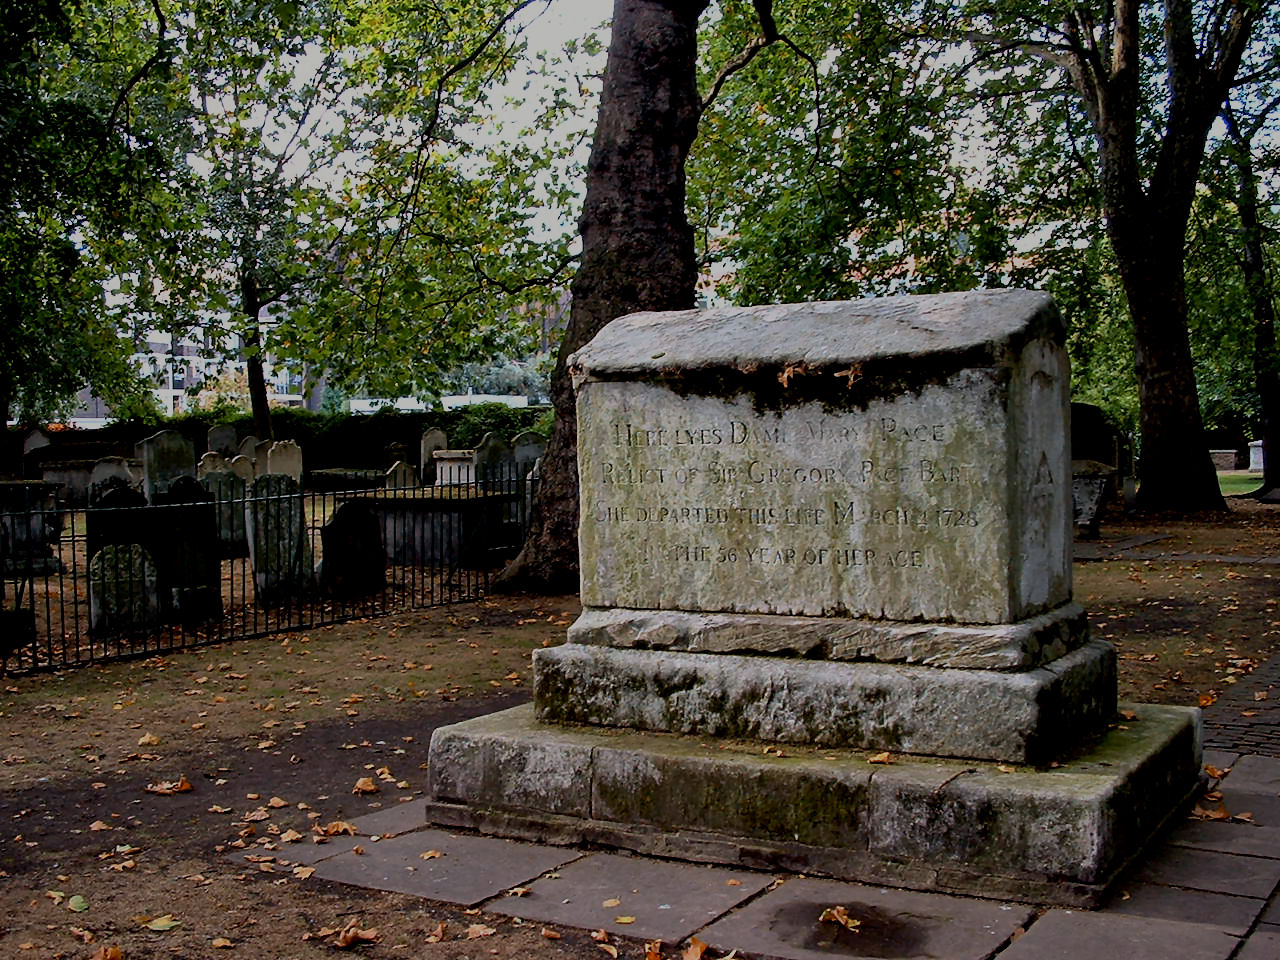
[1235,929,1280,960]
[310,828,580,905]
[1261,897,1280,924]
[1215,787,1280,827]
[696,877,1033,960]
[1202,749,1241,772]
[1224,755,1280,793]
[997,910,1238,960]
[1100,881,1264,936]
[349,799,427,837]
[1167,819,1280,859]
[1133,846,1280,899]
[487,852,772,942]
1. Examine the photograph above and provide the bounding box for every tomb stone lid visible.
[571,290,1059,378]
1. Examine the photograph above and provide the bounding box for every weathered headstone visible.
[151,477,222,622]
[238,435,259,461]
[208,424,238,459]
[266,439,303,481]
[432,449,476,485]
[385,460,417,489]
[86,484,147,561]
[89,458,139,505]
[318,500,386,598]
[511,430,546,472]
[425,291,1203,907]
[419,428,448,485]
[474,432,515,483]
[202,470,249,557]
[198,451,230,477]
[0,481,63,576]
[246,474,311,606]
[22,428,52,457]
[253,440,275,476]
[88,544,159,637]
[137,430,195,503]
[229,455,256,482]
[1072,459,1115,539]
[1250,440,1264,472]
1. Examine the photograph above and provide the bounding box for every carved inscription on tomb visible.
[577,376,1026,623]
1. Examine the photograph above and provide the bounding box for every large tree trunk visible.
[1231,144,1280,495]
[239,267,274,441]
[1112,228,1225,510]
[497,0,709,592]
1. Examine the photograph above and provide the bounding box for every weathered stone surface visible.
[385,460,416,489]
[246,474,311,606]
[207,424,237,458]
[228,455,255,482]
[266,439,303,481]
[151,478,222,623]
[533,640,1116,763]
[89,456,137,493]
[567,602,1089,670]
[488,853,772,942]
[202,470,248,557]
[433,448,475,485]
[318,500,385,598]
[511,430,546,471]
[475,432,514,481]
[137,429,195,502]
[237,435,258,460]
[424,702,1203,905]
[996,910,1239,960]
[89,544,159,636]
[197,451,229,477]
[573,291,1070,625]
[419,428,447,484]
[698,876,1035,960]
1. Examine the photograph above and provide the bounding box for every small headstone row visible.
[411,428,546,488]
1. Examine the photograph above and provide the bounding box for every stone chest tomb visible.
[426,291,1202,906]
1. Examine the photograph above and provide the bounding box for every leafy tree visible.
[960,0,1280,511]
[0,0,173,442]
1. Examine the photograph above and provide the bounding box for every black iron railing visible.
[0,466,536,675]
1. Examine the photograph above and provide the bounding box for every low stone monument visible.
[425,291,1202,906]
[432,448,476,485]
[385,460,417,489]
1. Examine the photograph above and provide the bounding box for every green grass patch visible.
[1218,472,1264,496]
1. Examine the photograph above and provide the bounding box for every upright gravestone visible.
[473,432,514,484]
[88,544,159,637]
[266,439,303,481]
[424,291,1203,907]
[246,474,311,606]
[197,451,230,478]
[318,500,386,598]
[238,435,259,462]
[432,449,475,485]
[202,470,249,557]
[137,430,195,503]
[511,430,546,473]
[385,460,417,490]
[89,458,138,506]
[208,424,238,459]
[254,440,275,476]
[419,429,448,485]
[228,455,256,483]
[151,477,222,623]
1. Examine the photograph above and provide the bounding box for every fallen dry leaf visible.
[137,733,160,746]
[267,796,289,808]
[818,905,861,931]
[541,927,561,940]
[426,922,446,943]
[212,937,234,948]
[591,929,611,943]
[682,936,708,960]
[598,945,619,959]
[616,916,637,924]
[90,947,123,960]
[419,849,444,860]
[293,866,316,879]
[645,939,664,960]
[69,926,95,943]
[352,777,379,795]
[867,752,894,765]
[89,820,112,831]
[334,920,379,948]
[602,898,621,908]
[1204,765,1229,779]
[465,924,496,939]
[144,775,192,795]
[508,886,531,897]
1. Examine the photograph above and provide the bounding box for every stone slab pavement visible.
[247,644,1280,959]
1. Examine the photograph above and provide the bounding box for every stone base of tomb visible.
[567,602,1090,670]
[424,702,1203,907]
[533,640,1116,766]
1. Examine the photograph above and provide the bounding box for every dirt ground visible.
[1,501,1278,959]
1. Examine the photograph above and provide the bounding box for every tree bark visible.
[240,266,274,441]
[1230,140,1280,494]
[496,0,709,591]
